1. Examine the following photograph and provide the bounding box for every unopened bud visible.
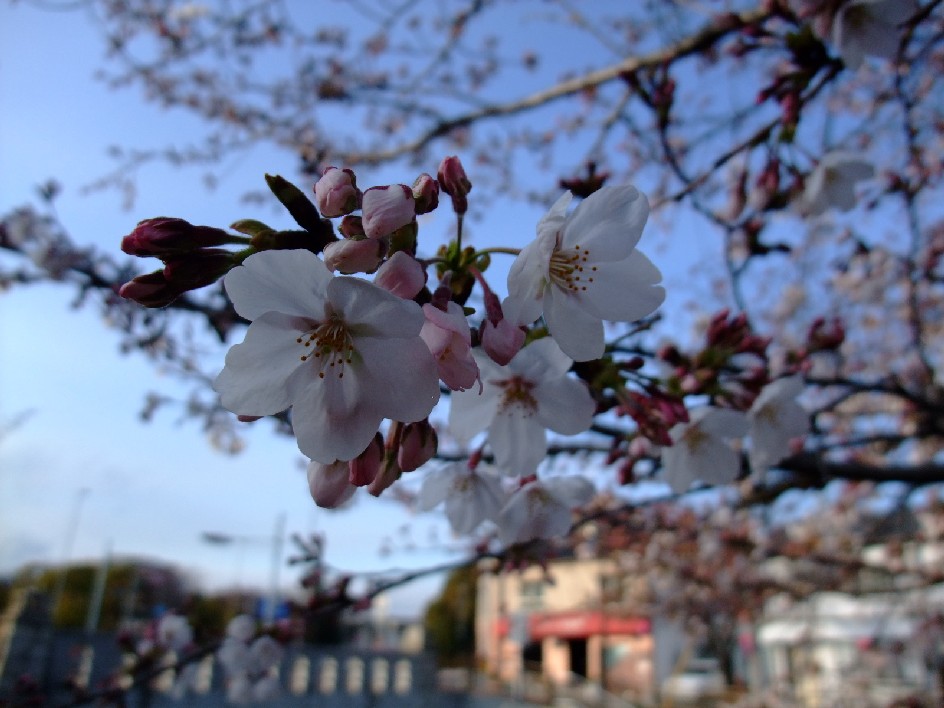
[374,251,426,299]
[121,217,232,257]
[339,215,365,238]
[481,317,525,366]
[307,460,356,508]
[118,270,182,308]
[437,156,472,214]
[398,421,437,472]
[412,173,440,214]
[361,185,416,239]
[314,166,361,218]
[349,433,383,486]
[162,248,236,289]
[323,238,386,274]
[367,458,401,497]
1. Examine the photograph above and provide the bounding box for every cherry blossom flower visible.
[217,616,283,705]
[448,338,595,476]
[662,407,748,493]
[833,0,917,70]
[213,249,439,463]
[800,151,875,216]
[420,302,480,391]
[417,462,505,534]
[748,376,808,473]
[497,476,595,545]
[156,613,193,653]
[505,186,665,361]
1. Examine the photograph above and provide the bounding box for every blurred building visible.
[476,555,656,702]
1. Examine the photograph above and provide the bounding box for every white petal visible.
[544,475,596,506]
[449,379,500,443]
[214,311,312,415]
[562,186,649,261]
[224,249,331,321]
[751,375,804,412]
[534,376,595,435]
[355,336,440,423]
[544,285,605,361]
[291,374,381,462]
[535,191,573,241]
[417,465,456,511]
[579,251,665,322]
[498,484,572,545]
[693,438,742,486]
[506,236,552,325]
[489,412,546,476]
[699,408,749,438]
[661,443,700,493]
[329,276,424,338]
[446,474,505,535]
[509,337,573,380]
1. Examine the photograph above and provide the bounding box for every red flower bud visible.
[121,217,232,257]
[118,270,182,308]
[437,156,472,214]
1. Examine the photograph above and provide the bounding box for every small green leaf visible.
[230,219,275,238]
[265,173,324,233]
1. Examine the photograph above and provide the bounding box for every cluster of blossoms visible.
[112,612,197,699]
[216,615,284,704]
[119,156,813,546]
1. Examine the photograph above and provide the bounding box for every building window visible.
[520,579,545,610]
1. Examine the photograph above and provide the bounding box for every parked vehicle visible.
[661,657,726,701]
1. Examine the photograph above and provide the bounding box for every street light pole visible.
[201,513,286,624]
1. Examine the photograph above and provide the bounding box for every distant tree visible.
[424,565,478,666]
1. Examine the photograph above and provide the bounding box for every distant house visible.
[475,555,657,702]
[750,541,944,706]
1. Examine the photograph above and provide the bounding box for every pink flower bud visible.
[481,317,525,366]
[437,156,472,214]
[398,420,438,472]
[412,173,440,214]
[121,217,232,257]
[420,302,480,391]
[367,459,400,497]
[314,167,361,218]
[323,238,386,274]
[349,433,383,486]
[374,251,426,299]
[339,215,365,238]
[361,185,416,239]
[307,460,356,508]
[118,270,182,307]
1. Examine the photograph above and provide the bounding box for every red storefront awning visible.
[494,611,650,640]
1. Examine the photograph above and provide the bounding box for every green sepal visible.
[265,173,324,233]
[231,219,275,238]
